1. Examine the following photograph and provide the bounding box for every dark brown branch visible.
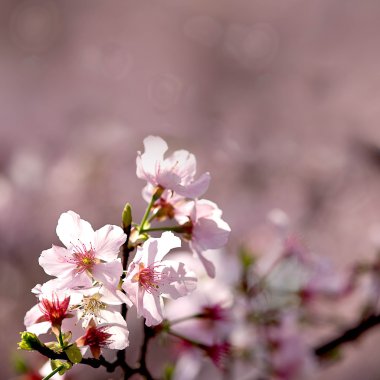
[314,314,380,358]
[32,343,116,371]
[138,324,155,380]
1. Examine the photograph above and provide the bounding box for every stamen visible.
[73,293,107,324]
[69,241,98,274]
[38,294,70,326]
[133,262,169,293]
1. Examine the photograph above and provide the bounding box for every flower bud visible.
[122,203,133,230]
[18,332,44,351]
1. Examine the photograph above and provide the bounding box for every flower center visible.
[133,262,166,293]
[82,325,112,348]
[70,242,98,273]
[74,293,107,324]
[38,294,70,327]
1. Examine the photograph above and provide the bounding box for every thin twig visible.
[314,314,380,358]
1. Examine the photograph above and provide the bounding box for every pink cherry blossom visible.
[176,199,231,278]
[39,211,126,290]
[76,312,129,359]
[24,291,74,336]
[70,285,128,327]
[122,232,197,326]
[136,136,210,198]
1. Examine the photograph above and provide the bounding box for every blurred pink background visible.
[2,0,380,379]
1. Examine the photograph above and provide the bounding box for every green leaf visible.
[65,344,82,364]
[51,360,72,375]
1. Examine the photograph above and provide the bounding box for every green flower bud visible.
[122,203,133,229]
[18,332,43,351]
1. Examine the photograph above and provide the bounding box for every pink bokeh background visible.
[2,0,380,378]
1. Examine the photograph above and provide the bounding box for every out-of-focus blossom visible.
[122,232,197,326]
[263,313,317,380]
[136,135,210,198]
[39,211,126,290]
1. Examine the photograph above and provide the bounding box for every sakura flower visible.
[122,232,197,326]
[39,211,126,290]
[24,291,74,336]
[76,312,129,359]
[176,199,231,278]
[70,285,128,328]
[136,135,210,198]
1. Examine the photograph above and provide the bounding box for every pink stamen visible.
[205,342,231,369]
[201,304,229,322]
[133,262,168,293]
[70,242,97,273]
[81,325,113,348]
[38,294,70,326]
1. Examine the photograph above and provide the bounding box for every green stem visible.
[58,329,64,348]
[42,365,65,380]
[140,226,183,234]
[139,196,156,232]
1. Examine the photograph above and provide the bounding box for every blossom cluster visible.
[18,136,380,380]
[19,136,230,378]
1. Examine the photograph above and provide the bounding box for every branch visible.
[138,324,155,380]
[314,314,380,358]
[31,343,118,371]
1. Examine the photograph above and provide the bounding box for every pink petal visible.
[56,211,94,248]
[93,225,126,261]
[145,232,181,264]
[101,311,129,350]
[39,245,76,277]
[191,245,216,278]
[24,304,44,328]
[92,260,123,289]
[139,290,164,326]
[193,218,230,250]
[159,260,197,299]
[175,172,211,198]
[43,272,93,290]
[136,136,168,179]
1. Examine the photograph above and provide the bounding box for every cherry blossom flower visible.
[70,285,129,328]
[76,312,129,359]
[24,291,74,336]
[175,199,231,278]
[136,136,210,198]
[122,232,197,326]
[39,211,126,290]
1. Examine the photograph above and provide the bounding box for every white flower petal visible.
[92,260,123,289]
[145,232,181,265]
[93,225,126,261]
[56,211,94,248]
[139,290,164,326]
[39,245,76,278]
